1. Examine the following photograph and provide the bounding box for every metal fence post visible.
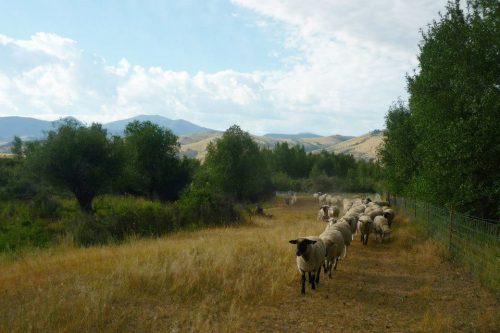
[449,206,454,251]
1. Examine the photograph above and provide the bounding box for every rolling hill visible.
[0,116,83,141]
[103,115,214,136]
[313,130,384,160]
[0,115,383,159]
[179,131,383,160]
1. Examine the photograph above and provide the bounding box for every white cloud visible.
[0,34,14,45]
[105,58,130,77]
[0,1,447,135]
[13,32,78,61]
[13,64,78,107]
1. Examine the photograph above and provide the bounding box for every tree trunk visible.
[75,192,94,213]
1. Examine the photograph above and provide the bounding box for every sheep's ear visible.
[289,239,298,244]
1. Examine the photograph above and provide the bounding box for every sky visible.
[0,0,448,136]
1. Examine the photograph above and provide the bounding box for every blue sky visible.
[0,0,447,135]
[0,0,286,72]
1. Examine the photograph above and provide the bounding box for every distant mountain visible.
[179,131,380,161]
[0,115,383,160]
[263,132,321,139]
[314,130,384,160]
[103,115,215,136]
[0,114,215,148]
[0,116,83,141]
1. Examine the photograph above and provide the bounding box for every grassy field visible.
[0,197,498,332]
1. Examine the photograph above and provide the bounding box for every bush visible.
[0,200,66,251]
[176,186,241,227]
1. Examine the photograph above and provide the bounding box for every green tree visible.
[407,0,499,217]
[204,125,271,202]
[123,120,191,201]
[11,136,23,158]
[378,101,418,195]
[27,121,124,212]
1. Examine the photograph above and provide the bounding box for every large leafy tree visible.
[378,101,418,195]
[204,125,271,202]
[383,0,499,218]
[123,120,193,201]
[27,121,124,212]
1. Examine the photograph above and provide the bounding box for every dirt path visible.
[245,201,499,333]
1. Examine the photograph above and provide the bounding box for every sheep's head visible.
[381,226,392,242]
[327,217,337,226]
[289,238,317,257]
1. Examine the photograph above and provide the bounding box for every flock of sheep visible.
[288,193,395,294]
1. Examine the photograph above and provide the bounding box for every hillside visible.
[0,116,383,159]
[1,197,497,332]
[317,130,384,160]
[0,116,83,141]
[103,115,214,136]
[179,131,381,160]
[0,115,213,142]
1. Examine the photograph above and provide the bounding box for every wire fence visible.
[389,195,500,293]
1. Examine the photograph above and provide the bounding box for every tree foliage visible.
[26,121,124,212]
[122,120,195,201]
[381,0,499,218]
[378,101,418,195]
[203,125,272,202]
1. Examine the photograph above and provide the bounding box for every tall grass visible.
[0,201,316,332]
[0,197,498,332]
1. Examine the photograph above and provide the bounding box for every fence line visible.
[390,195,499,293]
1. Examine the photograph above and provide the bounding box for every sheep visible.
[318,229,346,278]
[327,195,342,208]
[343,199,353,212]
[284,192,297,206]
[349,204,366,215]
[365,206,384,220]
[319,193,328,206]
[313,192,322,199]
[383,208,395,227]
[328,219,352,249]
[339,215,358,238]
[317,205,330,221]
[375,201,390,207]
[357,214,373,245]
[328,205,340,218]
[289,237,326,294]
[373,216,392,243]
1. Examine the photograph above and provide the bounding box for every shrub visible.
[176,186,241,227]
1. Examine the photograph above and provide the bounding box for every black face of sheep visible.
[289,239,316,257]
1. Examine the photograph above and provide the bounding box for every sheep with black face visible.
[289,237,326,295]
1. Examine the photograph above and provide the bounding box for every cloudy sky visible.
[0,0,447,136]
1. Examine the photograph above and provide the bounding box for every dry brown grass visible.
[0,197,498,332]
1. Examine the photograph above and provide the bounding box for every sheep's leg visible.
[315,266,321,284]
[308,272,315,290]
[301,272,306,295]
[328,261,333,278]
[333,257,338,270]
[323,260,328,274]
[365,234,369,245]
